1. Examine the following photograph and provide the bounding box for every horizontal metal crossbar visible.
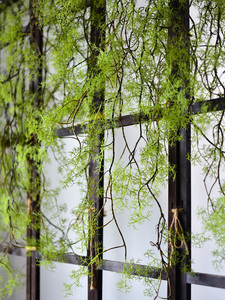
[2,245,225,289]
[186,272,225,289]
[56,113,149,137]
[57,98,225,137]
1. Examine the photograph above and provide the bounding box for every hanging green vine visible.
[1,0,225,298]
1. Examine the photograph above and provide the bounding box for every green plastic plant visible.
[0,0,225,298]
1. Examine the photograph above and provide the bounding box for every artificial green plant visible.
[0,0,225,298]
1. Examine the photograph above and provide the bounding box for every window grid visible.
[1,0,225,300]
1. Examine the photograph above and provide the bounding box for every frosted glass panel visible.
[191,118,225,276]
[44,136,87,256]
[103,270,167,300]
[103,125,168,270]
[41,136,88,298]
[191,162,225,275]
[103,188,168,264]
[1,255,87,300]
[192,285,225,300]
[2,255,26,300]
[41,263,87,300]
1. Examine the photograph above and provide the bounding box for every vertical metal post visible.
[26,1,42,300]
[168,130,191,300]
[88,1,106,300]
[168,1,191,299]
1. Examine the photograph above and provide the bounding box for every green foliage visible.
[0,255,24,300]
[1,0,225,298]
[200,195,225,268]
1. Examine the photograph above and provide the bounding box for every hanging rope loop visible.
[169,208,189,266]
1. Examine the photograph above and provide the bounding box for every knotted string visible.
[169,208,189,267]
[25,246,37,251]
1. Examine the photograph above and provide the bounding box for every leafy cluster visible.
[0,0,225,298]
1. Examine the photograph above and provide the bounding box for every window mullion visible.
[26,1,43,299]
[168,0,191,299]
[87,1,106,300]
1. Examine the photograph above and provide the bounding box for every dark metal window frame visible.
[5,97,225,300]
[1,0,225,300]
